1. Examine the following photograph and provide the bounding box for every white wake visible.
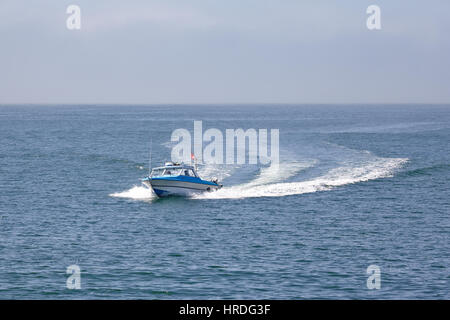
[109,153,408,201]
[194,157,408,200]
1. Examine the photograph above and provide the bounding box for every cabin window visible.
[182,169,196,177]
[151,169,164,177]
[151,168,194,177]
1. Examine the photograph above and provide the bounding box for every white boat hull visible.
[142,178,220,197]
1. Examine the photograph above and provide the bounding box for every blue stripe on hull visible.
[142,175,221,198]
[151,176,217,186]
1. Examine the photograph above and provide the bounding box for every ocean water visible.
[0,104,449,299]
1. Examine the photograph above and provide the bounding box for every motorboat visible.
[142,161,222,197]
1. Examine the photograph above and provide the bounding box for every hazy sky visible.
[1,0,449,104]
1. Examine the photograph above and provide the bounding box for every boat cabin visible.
[150,162,199,178]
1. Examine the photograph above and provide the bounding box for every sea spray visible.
[110,185,155,200]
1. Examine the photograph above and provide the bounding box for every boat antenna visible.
[148,138,153,177]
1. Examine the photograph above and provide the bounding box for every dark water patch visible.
[399,164,450,177]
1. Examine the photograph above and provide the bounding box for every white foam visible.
[194,157,408,199]
[241,161,315,188]
[109,185,156,200]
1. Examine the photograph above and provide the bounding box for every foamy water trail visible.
[109,185,156,200]
[194,157,408,199]
[110,142,408,202]
[241,160,316,188]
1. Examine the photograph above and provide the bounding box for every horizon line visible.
[1,102,450,106]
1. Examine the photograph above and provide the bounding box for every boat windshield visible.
[151,168,183,177]
[163,169,182,176]
[150,169,164,177]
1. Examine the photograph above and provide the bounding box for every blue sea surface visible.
[0,104,449,299]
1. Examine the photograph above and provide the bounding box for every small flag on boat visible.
[191,153,195,160]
